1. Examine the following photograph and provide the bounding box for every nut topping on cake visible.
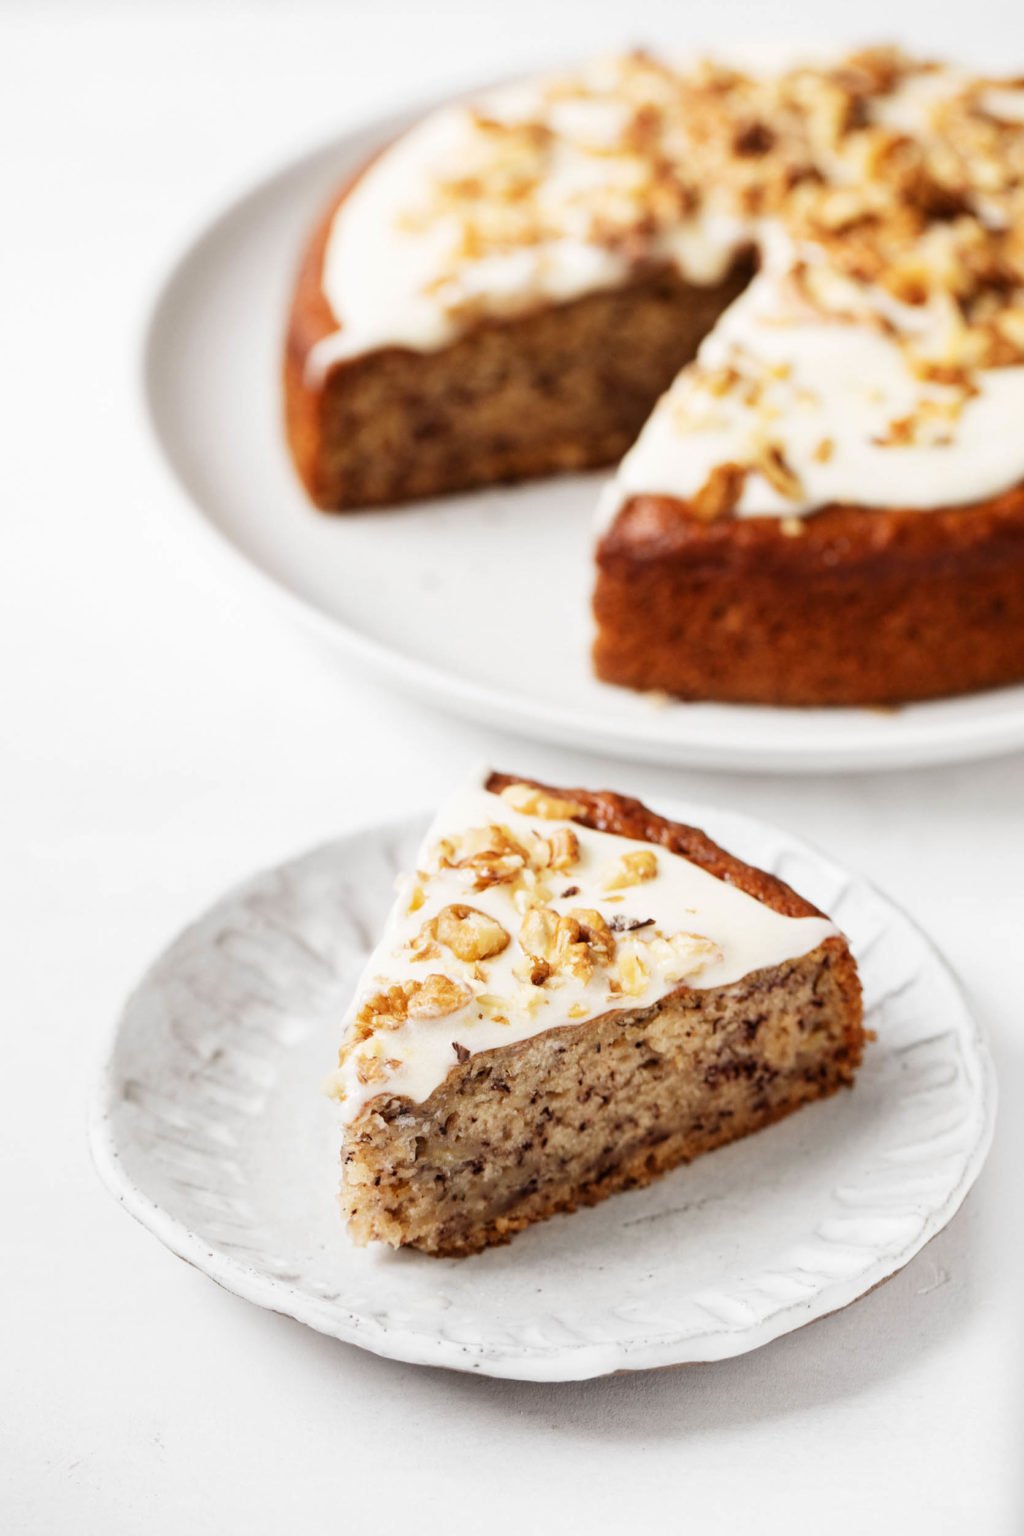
[530,827,581,872]
[603,848,659,890]
[427,904,511,962]
[437,824,529,888]
[354,975,472,1037]
[691,462,747,521]
[358,47,1024,379]
[753,442,805,502]
[616,931,723,996]
[407,974,473,1019]
[307,44,1024,541]
[499,782,586,819]
[520,905,617,984]
[333,776,844,1122]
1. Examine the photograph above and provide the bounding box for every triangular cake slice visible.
[330,771,864,1255]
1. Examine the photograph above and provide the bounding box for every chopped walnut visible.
[519,905,616,983]
[499,782,586,820]
[705,366,741,398]
[355,1052,389,1086]
[616,931,722,997]
[406,936,442,962]
[354,983,417,1036]
[572,908,617,963]
[407,974,473,1019]
[519,907,563,968]
[512,875,552,915]
[415,903,510,963]
[690,462,747,522]
[874,413,916,447]
[391,48,1024,385]
[530,826,580,873]
[617,945,650,998]
[355,974,471,1037]
[753,442,804,502]
[437,824,529,889]
[603,848,659,890]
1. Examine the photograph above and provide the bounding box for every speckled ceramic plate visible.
[91,799,995,1381]
[139,108,1024,774]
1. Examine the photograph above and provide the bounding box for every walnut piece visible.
[355,1052,389,1086]
[354,983,416,1036]
[355,974,471,1036]
[398,48,1024,390]
[603,848,659,890]
[753,441,805,502]
[499,782,585,820]
[519,905,616,983]
[437,823,529,889]
[530,826,580,873]
[407,973,473,1019]
[690,462,746,522]
[430,903,510,962]
[616,931,722,996]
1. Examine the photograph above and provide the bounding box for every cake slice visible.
[329,772,864,1255]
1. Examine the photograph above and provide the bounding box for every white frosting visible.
[307,50,1024,522]
[309,64,747,375]
[330,775,836,1124]
[600,244,1024,523]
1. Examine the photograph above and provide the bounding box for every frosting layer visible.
[601,247,1024,522]
[310,48,1024,519]
[328,776,836,1124]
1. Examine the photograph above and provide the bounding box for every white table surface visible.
[3,2,1022,1530]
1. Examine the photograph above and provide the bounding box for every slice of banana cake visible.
[328,771,864,1256]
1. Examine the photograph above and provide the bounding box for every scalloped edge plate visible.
[90,797,995,1380]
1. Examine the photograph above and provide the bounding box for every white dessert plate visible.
[91,798,994,1382]
[140,108,1024,774]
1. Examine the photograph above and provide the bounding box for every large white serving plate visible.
[142,107,1024,772]
[91,799,994,1381]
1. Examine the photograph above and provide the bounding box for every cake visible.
[285,47,1024,707]
[328,772,864,1255]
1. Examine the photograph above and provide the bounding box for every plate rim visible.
[138,111,1024,776]
[89,797,998,1381]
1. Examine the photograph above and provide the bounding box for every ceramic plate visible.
[139,107,1024,774]
[91,799,994,1381]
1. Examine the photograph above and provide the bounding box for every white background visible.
[3,1,1023,1531]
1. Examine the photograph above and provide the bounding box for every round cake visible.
[285,47,1024,706]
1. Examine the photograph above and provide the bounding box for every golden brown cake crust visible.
[484,770,822,918]
[283,194,345,506]
[593,490,1024,706]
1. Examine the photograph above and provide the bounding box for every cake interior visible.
[298,261,752,509]
[343,940,860,1256]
